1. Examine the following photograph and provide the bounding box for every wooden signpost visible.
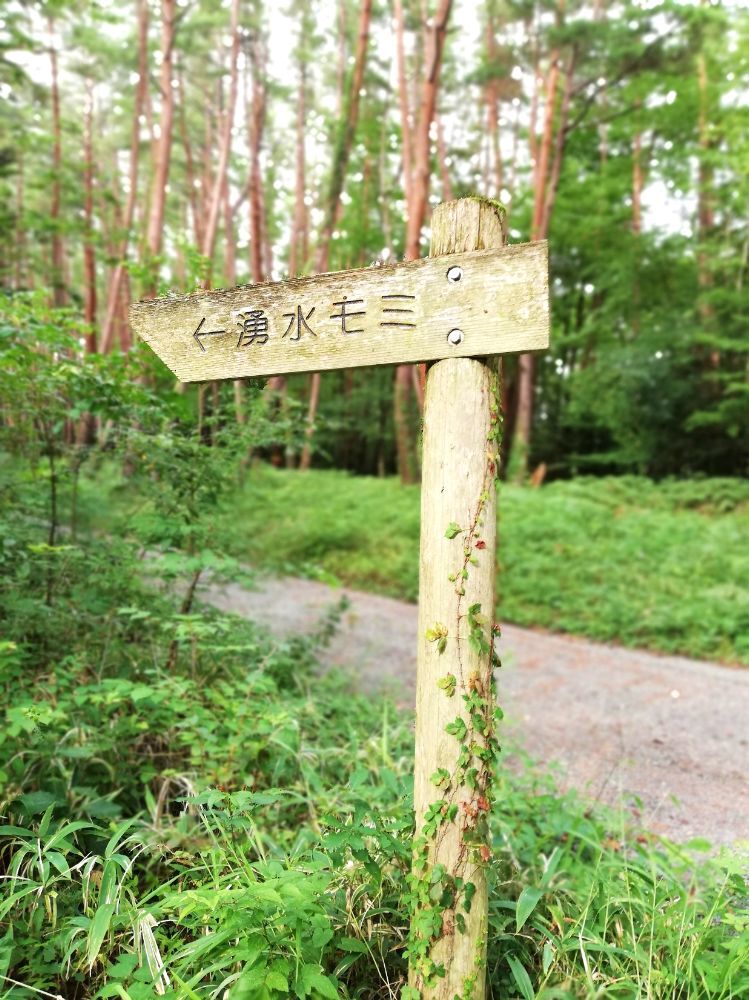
[131,198,549,999]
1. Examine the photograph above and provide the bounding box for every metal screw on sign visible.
[447,328,464,345]
[446,265,463,282]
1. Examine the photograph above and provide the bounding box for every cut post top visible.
[129,240,549,383]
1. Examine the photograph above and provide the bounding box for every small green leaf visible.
[542,939,555,975]
[516,886,543,931]
[507,955,535,1000]
[445,717,467,740]
[445,522,462,539]
[437,674,456,697]
[87,903,115,968]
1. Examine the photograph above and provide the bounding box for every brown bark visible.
[507,96,520,209]
[531,52,560,241]
[222,174,235,287]
[145,0,177,296]
[632,123,643,237]
[512,8,568,482]
[14,154,27,289]
[302,0,373,471]
[247,30,267,284]
[539,49,575,240]
[394,363,415,483]
[336,0,347,119]
[435,111,453,201]
[404,0,453,261]
[201,0,240,286]
[485,5,503,196]
[178,74,203,249]
[289,56,307,276]
[395,0,453,483]
[100,0,148,352]
[394,0,414,207]
[48,17,66,308]
[315,0,373,273]
[299,371,320,471]
[83,78,97,353]
[696,39,716,363]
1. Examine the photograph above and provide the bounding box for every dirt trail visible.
[202,575,749,848]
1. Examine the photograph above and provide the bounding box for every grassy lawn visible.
[222,468,749,665]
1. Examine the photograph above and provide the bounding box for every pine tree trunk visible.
[48,17,66,308]
[100,0,148,352]
[511,11,566,483]
[83,78,97,353]
[435,112,453,201]
[247,30,267,285]
[15,153,27,289]
[696,38,717,366]
[315,0,373,272]
[395,0,453,483]
[145,0,177,296]
[485,5,503,197]
[289,55,307,277]
[301,0,373,471]
[394,0,414,207]
[201,0,240,286]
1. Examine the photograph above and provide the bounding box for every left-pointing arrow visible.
[193,317,226,352]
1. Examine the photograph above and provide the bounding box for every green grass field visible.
[222,468,749,665]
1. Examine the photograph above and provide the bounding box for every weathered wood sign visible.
[129,240,549,382]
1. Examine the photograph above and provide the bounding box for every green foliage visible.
[0,303,747,996]
[220,467,749,665]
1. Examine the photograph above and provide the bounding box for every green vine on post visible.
[406,368,504,999]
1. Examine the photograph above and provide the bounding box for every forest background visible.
[2,0,747,480]
[1,0,749,998]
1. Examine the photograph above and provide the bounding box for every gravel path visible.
[202,574,749,848]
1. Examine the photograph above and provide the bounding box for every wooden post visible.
[409,198,506,999]
[130,193,548,996]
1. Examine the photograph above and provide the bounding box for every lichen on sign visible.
[129,241,549,382]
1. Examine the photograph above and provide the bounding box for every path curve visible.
[202,575,749,848]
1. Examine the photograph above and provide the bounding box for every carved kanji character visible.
[236,309,269,348]
[380,293,416,329]
[330,296,365,335]
[282,305,317,341]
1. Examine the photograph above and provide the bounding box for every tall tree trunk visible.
[15,153,27,289]
[177,73,203,248]
[48,17,66,308]
[394,0,414,207]
[301,0,373,472]
[435,111,453,201]
[315,0,373,272]
[696,34,717,366]
[100,0,148,352]
[145,0,177,296]
[201,0,240,287]
[289,56,307,276]
[511,9,568,483]
[83,78,97,353]
[485,3,503,196]
[539,49,575,240]
[247,29,267,285]
[395,0,453,484]
[632,126,643,238]
[404,0,452,260]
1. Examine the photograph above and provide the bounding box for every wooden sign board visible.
[129,241,549,382]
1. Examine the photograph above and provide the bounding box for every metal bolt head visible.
[446,265,463,283]
[447,328,464,346]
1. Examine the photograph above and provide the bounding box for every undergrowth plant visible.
[1,296,747,998]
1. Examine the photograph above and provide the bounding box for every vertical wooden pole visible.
[409,198,506,999]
